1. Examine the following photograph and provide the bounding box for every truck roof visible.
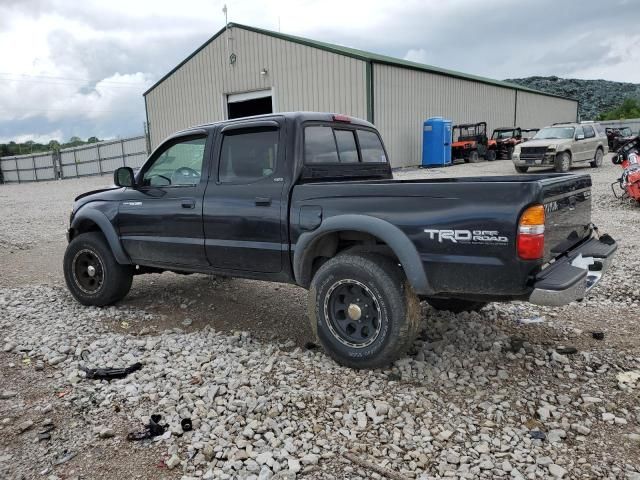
[175,112,376,136]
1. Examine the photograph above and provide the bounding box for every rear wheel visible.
[426,298,487,313]
[63,232,133,306]
[486,150,497,161]
[590,148,603,168]
[554,152,571,173]
[309,253,421,369]
[515,166,529,173]
[468,151,480,163]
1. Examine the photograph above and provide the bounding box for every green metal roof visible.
[144,22,576,103]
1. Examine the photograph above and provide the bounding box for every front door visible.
[203,120,285,273]
[118,134,210,266]
[582,124,597,162]
[573,126,586,161]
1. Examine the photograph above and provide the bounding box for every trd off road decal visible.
[424,229,509,245]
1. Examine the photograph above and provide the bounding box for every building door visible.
[227,90,273,119]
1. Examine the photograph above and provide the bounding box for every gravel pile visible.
[1,159,640,479]
[1,284,640,479]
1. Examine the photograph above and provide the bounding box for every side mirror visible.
[114,167,135,187]
[576,134,585,141]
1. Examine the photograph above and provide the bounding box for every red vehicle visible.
[487,127,541,160]
[451,122,489,162]
[612,136,640,204]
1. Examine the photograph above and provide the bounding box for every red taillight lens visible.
[517,204,545,260]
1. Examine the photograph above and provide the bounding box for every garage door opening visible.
[227,90,273,119]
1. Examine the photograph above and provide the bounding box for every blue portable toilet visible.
[422,117,452,167]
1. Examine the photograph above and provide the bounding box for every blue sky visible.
[1,0,639,144]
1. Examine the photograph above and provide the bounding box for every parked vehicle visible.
[611,136,640,204]
[606,127,635,151]
[521,128,539,142]
[64,112,617,369]
[512,122,608,173]
[487,127,523,160]
[451,122,489,162]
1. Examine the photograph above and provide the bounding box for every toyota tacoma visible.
[64,112,617,369]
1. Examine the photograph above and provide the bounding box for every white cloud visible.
[0,130,64,144]
[404,48,429,65]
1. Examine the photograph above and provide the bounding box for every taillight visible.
[517,204,545,260]
[332,114,351,123]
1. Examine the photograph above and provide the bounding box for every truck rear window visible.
[304,126,387,164]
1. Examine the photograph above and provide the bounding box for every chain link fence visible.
[0,135,149,184]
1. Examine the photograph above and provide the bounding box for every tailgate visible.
[540,174,592,261]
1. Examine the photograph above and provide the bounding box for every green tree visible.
[87,136,99,143]
[598,98,640,121]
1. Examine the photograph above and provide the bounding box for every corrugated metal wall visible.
[145,27,368,148]
[515,91,577,129]
[373,64,517,167]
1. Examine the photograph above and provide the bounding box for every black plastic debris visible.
[80,362,143,381]
[304,342,320,350]
[181,418,193,432]
[530,430,546,440]
[556,346,578,355]
[592,332,605,340]
[127,414,166,441]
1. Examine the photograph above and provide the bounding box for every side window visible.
[575,126,584,139]
[305,126,339,163]
[142,137,206,187]
[583,125,595,138]
[219,128,279,183]
[357,130,387,163]
[334,130,359,163]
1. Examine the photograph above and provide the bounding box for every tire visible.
[507,146,515,160]
[486,150,497,161]
[554,152,571,173]
[426,298,487,314]
[468,151,480,163]
[308,253,421,369]
[590,148,604,168]
[515,166,529,173]
[63,232,133,306]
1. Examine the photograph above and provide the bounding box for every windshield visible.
[534,127,575,140]
[621,127,632,136]
[492,129,515,139]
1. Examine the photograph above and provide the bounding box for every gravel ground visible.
[1,158,640,480]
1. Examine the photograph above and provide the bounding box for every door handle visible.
[181,199,195,209]
[255,197,272,206]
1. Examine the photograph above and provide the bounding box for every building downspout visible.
[366,61,374,123]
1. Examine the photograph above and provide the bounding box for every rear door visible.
[118,133,210,266]
[582,124,597,161]
[203,120,285,273]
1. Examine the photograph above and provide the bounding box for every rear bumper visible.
[528,236,617,306]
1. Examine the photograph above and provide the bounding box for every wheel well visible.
[69,219,102,240]
[301,230,397,287]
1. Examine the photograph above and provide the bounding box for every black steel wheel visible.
[64,232,133,306]
[324,279,382,348]
[72,249,105,294]
[309,253,421,369]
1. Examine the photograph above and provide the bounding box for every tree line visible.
[0,136,101,157]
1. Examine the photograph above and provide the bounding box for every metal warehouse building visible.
[144,23,578,168]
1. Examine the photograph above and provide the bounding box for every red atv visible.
[612,136,640,204]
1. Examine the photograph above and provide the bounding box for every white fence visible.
[0,136,149,184]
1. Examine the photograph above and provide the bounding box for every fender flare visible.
[70,208,131,265]
[293,214,431,295]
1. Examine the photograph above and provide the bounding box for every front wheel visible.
[507,146,515,160]
[486,150,497,161]
[426,298,487,313]
[590,148,603,168]
[308,253,421,369]
[554,152,571,173]
[515,165,529,173]
[63,232,133,306]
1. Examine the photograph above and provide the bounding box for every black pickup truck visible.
[64,112,617,368]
